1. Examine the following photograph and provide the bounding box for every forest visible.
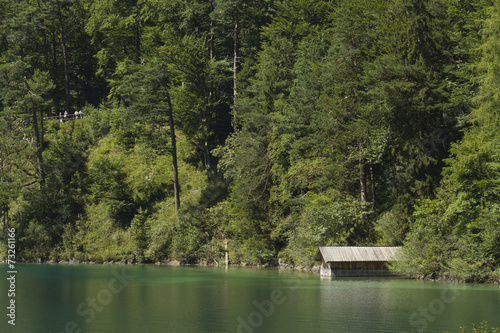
[0,0,499,280]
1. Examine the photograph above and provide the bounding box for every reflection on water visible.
[0,264,499,333]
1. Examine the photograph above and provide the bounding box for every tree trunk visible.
[1,204,6,237]
[33,106,45,187]
[34,116,45,187]
[233,0,238,101]
[41,25,52,117]
[166,89,180,211]
[206,1,215,180]
[56,0,70,113]
[50,28,62,113]
[37,1,50,72]
[209,0,215,63]
[203,79,212,179]
[40,105,45,160]
[204,141,212,180]
[359,141,368,224]
[359,143,366,204]
[359,160,366,203]
[369,159,375,205]
[37,1,53,117]
[24,78,45,187]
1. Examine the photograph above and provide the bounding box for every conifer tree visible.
[395,1,500,278]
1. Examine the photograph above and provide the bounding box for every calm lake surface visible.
[1,264,499,333]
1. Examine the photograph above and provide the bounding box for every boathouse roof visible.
[314,246,400,263]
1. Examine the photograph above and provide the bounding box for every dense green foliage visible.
[392,0,500,281]
[0,0,498,277]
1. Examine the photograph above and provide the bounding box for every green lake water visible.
[1,264,499,333]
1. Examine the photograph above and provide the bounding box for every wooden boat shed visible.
[314,246,401,277]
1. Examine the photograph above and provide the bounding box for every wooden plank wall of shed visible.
[329,261,388,270]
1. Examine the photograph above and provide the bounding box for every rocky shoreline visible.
[410,272,500,285]
[4,257,500,283]
[0,256,321,273]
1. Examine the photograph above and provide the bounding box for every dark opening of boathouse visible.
[314,246,401,277]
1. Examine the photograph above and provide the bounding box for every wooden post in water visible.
[225,239,229,267]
